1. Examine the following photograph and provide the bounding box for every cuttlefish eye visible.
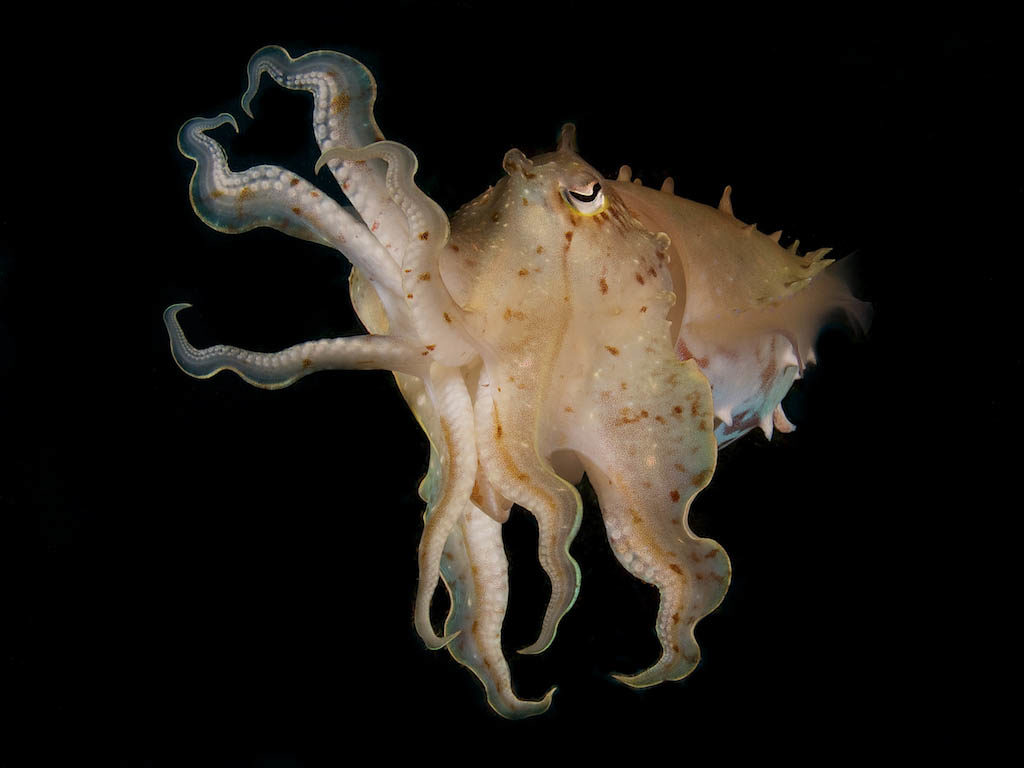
[564,181,606,215]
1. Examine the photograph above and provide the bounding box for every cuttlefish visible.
[165,46,869,718]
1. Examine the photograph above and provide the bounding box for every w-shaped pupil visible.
[568,183,601,203]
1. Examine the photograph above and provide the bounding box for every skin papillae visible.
[166,46,870,719]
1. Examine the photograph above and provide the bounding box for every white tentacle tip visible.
[435,630,463,651]
[420,626,462,651]
[163,302,193,322]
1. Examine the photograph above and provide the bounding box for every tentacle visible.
[441,502,555,718]
[413,363,477,649]
[177,115,402,299]
[594,466,730,688]
[164,304,427,388]
[241,45,410,261]
[473,372,582,655]
[571,360,730,688]
[318,142,478,368]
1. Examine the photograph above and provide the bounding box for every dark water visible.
[4,5,1010,761]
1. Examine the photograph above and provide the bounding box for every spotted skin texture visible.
[165,46,868,718]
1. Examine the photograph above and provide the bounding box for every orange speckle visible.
[301,358,313,369]
[605,345,619,355]
[330,92,350,115]
[518,268,529,276]
[599,277,608,295]
[670,490,680,502]
[289,178,300,187]
[536,245,544,254]
[418,272,431,281]
[419,231,430,240]
[640,305,647,313]
[635,272,645,285]
[238,186,253,201]
[443,312,452,323]
[669,564,683,575]
[291,207,302,215]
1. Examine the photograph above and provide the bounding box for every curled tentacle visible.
[590,463,730,688]
[411,408,553,717]
[242,45,410,261]
[177,115,403,300]
[318,142,479,368]
[570,359,729,688]
[413,362,477,649]
[441,501,555,718]
[164,304,427,388]
[472,372,582,655]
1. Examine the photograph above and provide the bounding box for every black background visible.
[3,4,1014,762]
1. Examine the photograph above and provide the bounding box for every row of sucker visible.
[242,46,412,263]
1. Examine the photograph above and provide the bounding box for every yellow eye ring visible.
[562,182,607,216]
